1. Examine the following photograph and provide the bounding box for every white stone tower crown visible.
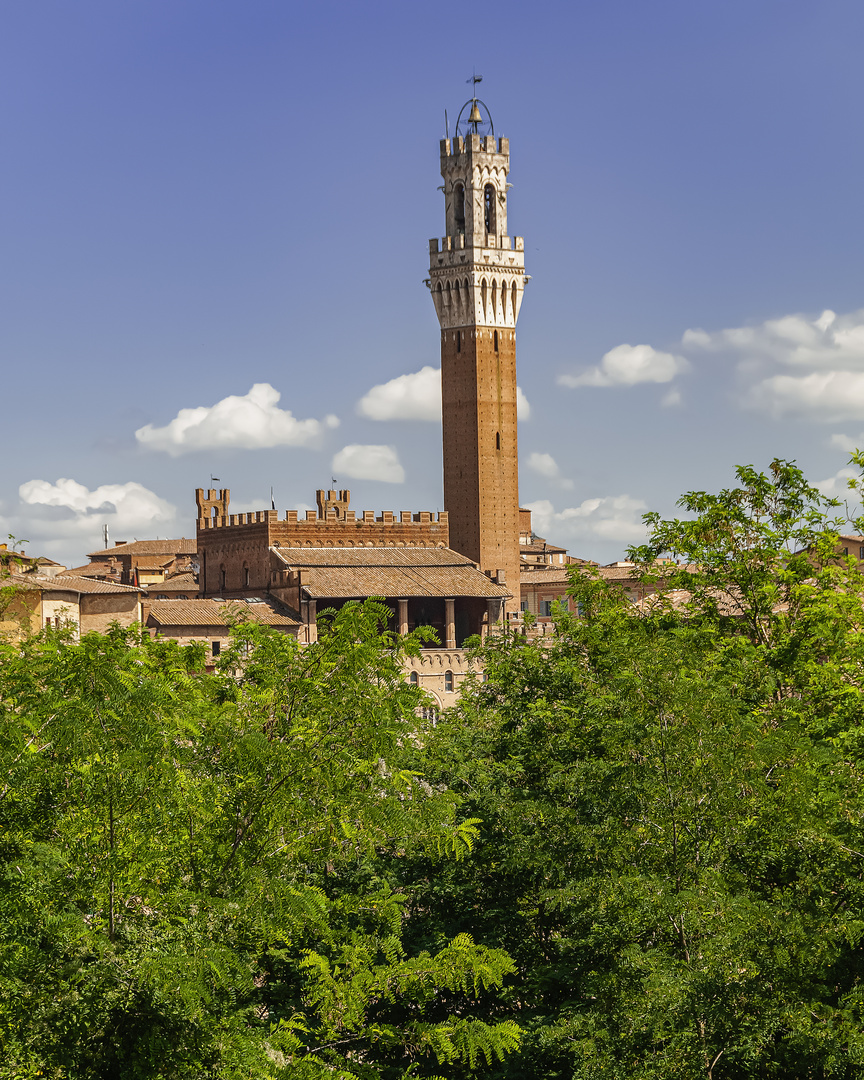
[428,111,527,332]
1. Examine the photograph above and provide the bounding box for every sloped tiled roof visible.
[271,546,510,599]
[147,598,299,628]
[8,573,142,594]
[64,563,116,578]
[149,572,198,593]
[87,539,197,558]
[520,569,572,585]
[53,574,143,594]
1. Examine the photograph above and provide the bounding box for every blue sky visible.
[4,0,864,565]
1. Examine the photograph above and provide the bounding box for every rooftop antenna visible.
[102,523,109,548]
[444,108,449,141]
[270,486,275,511]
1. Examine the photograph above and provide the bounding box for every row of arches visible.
[450,174,505,237]
[435,275,519,326]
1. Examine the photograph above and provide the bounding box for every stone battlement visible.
[198,508,449,531]
[429,235,524,254]
[440,135,509,157]
[196,487,447,536]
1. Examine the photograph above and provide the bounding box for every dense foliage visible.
[0,604,517,1079]
[4,460,864,1078]
[397,460,864,1078]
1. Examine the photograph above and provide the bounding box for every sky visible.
[3,0,864,567]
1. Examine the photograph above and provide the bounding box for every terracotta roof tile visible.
[87,539,197,557]
[147,598,299,628]
[8,573,142,594]
[271,546,510,598]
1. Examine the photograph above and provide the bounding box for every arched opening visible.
[211,506,218,520]
[484,184,496,235]
[480,278,487,319]
[444,670,454,692]
[243,565,250,587]
[511,282,517,317]
[496,431,501,451]
[220,566,226,591]
[409,671,419,686]
[491,280,497,320]
[454,183,465,234]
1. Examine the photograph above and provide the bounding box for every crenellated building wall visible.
[195,488,449,597]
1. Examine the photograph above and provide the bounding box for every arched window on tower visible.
[484,184,496,235]
[444,670,454,693]
[454,183,465,235]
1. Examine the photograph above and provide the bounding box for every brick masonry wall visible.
[441,326,520,611]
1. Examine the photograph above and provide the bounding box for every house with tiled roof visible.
[146,597,300,665]
[0,572,144,639]
[77,538,198,587]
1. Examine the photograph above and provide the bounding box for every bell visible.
[469,102,483,125]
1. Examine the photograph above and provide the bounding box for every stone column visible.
[306,598,318,644]
[484,598,502,639]
[445,598,456,649]
[398,599,409,637]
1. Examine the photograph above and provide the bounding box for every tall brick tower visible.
[428,95,527,613]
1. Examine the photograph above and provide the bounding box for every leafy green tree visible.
[0,603,519,1079]
[398,460,864,1079]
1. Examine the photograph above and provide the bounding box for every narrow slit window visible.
[212,640,221,657]
[456,330,461,353]
[494,329,499,352]
[445,671,454,692]
[454,183,465,234]
[496,432,501,450]
[484,184,496,234]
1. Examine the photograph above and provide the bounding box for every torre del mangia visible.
[428,93,528,615]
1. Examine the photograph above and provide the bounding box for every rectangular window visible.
[542,600,554,617]
[520,600,528,612]
[211,640,221,657]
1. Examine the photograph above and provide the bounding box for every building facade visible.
[429,98,528,613]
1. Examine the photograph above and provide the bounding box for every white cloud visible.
[815,467,859,501]
[332,444,405,484]
[357,366,441,421]
[661,387,682,408]
[830,432,864,453]
[357,367,531,421]
[558,344,688,389]
[683,308,864,370]
[524,494,648,548]
[747,371,864,421]
[527,452,560,478]
[525,451,573,490]
[2,478,178,564]
[681,307,864,420]
[135,383,339,456]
